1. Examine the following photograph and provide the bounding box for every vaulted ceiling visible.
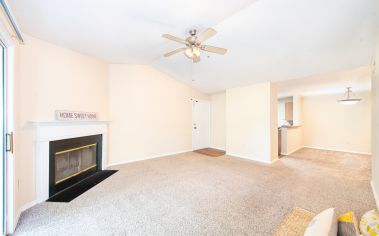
[276,66,372,97]
[10,0,379,93]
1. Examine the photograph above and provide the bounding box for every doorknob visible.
[6,132,13,154]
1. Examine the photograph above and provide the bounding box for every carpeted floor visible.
[14,148,375,235]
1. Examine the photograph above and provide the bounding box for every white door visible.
[192,100,210,150]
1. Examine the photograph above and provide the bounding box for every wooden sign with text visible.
[55,110,98,121]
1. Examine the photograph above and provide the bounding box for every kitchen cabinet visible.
[278,96,302,127]
[285,102,293,121]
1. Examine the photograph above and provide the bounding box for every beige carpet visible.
[14,148,375,235]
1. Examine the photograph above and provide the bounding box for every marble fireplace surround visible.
[30,121,109,203]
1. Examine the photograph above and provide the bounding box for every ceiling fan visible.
[162,28,227,63]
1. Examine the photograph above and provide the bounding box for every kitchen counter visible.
[279,126,303,156]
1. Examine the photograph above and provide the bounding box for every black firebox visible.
[49,134,102,197]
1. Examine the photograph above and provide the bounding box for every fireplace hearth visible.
[49,134,102,197]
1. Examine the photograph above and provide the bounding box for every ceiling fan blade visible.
[164,48,186,57]
[193,55,200,63]
[162,34,187,44]
[196,28,217,43]
[200,45,227,55]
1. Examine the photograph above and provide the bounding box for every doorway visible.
[192,100,211,151]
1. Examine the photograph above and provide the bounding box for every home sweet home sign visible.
[55,110,98,121]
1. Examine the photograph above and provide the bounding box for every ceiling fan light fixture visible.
[162,28,227,63]
[337,87,361,105]
[184,48,194,59]
[192,47,200,57]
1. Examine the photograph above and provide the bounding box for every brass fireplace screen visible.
[55,143,97,184]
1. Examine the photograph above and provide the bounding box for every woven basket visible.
[274,207,315,236]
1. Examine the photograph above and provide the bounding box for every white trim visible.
[371,181,379,210]
[303,146,371,155]
[226,153,274,164]
[14,200,38,230]
[5,46,15,235]
[281,146,304,156]
[28,120,110,126]
[107,149,192,167]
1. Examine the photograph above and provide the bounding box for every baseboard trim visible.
[281,146,304,156]
[303,146,371,155]
[107,149,192,167]
[371,181,379,210]
[226,152,273,164]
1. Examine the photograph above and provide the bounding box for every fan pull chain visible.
[191,60,195,82]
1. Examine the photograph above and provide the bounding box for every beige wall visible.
[372,36,379,208]
[293,96,302,126]
[210,92,226,150]
[270,84,279,161]
[14,35,109,214]
[302,92,371,154]
[108,64,208,165]
[226,82,278,163]
[13,37,209,228]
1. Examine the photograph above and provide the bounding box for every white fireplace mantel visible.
[29,120,110,203]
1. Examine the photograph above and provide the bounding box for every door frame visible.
[0,21,16,234]
[191,99,211,151]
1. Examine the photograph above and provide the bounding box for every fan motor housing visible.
[186,29,199,46]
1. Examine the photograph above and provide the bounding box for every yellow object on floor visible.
[338,211,355,222]
[337,211,360,236]
[360,209,379,236]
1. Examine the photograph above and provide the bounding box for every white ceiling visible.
[9,0,379,93]
[276,66,372,97]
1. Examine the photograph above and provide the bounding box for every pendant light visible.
[338,87,361,105]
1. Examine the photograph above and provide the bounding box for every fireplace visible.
[49,134,102,197]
